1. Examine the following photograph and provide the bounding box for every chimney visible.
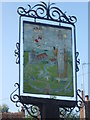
[21,106,25,113]
[85,95,89,101]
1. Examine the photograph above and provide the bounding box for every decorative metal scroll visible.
[76,52,80,72]
[22,104,40,120]
[10,83,40,119]
[10,83,20,107]
[59,107,74,118]
[10,84,84,119]
[14,42,20,64]
[17,2,77,25]
[59,89,85,118]
[76,89,85,112]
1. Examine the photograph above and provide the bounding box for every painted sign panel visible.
[23,21,74,97]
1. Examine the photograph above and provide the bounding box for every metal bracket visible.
[76,52,80,72]
[59,107,74,118]
[17,1,77,25]
[10,83,20,107]
[10,84,85,119]
[14,42,20,64]
[76,89,85,112]
[10,83,40,119]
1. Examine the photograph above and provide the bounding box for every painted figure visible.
[53,45,68,82]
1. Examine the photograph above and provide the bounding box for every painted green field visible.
[23,51,74,96]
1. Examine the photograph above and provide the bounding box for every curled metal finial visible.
[14,42,20,64]
[76,52,80,72]
[10,83,20,107]
[17,2,77,25]
[69,16,77,24]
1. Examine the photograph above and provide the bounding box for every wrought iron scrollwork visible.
[17,2,77,25]
[10,83,20,107]
[14,42,20,64]
[59,89,85,116]
[59,107,74,118]
[76,52,80,72]
[76,89,85,112]
[22,104,40,120]
[10,83,40,119]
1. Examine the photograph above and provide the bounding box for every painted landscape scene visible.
[23,22,74,97]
